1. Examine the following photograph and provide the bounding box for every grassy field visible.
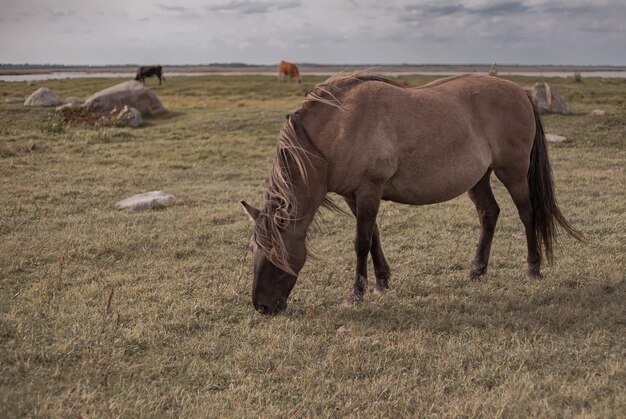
[1,74,624,417]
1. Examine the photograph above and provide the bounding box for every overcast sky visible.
[1,0,625,65]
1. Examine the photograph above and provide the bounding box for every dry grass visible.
[1,74,625,417]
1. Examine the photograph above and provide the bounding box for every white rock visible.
[591,109,606,116]
[115,191,177,211]
[83,80,164,115]
[545,134,567,143]
[24,87,62,107]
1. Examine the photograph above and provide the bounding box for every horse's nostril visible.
[256,304,271,314]
[254,299,287,315]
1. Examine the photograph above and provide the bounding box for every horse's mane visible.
[253,73,402,274]
[304,72,407,110]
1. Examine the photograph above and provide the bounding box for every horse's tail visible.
[526,93,586,264]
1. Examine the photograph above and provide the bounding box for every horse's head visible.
[241,201,305,315]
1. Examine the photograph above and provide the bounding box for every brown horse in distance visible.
[278,60,301,83]
[242,73,585,314]
[135,65,165,85]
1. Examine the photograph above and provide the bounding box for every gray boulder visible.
[24,87,62,107]
[83,80,164,115]
[532,82,569,114]
[115,191,177,211]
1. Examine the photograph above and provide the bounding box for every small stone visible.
[545,134,567,143]
[115,191,177,211]
[591,109,606,116]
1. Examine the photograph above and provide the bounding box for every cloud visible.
[44,9,77,21]
[403,1,528,18]
[539,3,596,15]
[580,21,626,33]
[157,4,189,13]
[207,0,301,15]
[473,1,528,15]
[404,3,464,17]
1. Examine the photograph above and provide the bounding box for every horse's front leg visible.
[347,186,383,304]
[344,196,391,293]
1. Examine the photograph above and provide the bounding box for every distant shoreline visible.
[1,64,625,76]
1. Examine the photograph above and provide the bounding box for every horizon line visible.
[1,62,626,69]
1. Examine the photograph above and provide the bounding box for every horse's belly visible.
[383,156,489,205]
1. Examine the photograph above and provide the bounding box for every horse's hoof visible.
[374,267,390,291]
[374,278,389,293]
[469,264,487,281]
[373,286,387,294]
[374,279,389,294]
[528,265,542,279]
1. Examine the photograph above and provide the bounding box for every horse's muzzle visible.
[253,299,287,315]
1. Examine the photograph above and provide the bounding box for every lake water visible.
[1,70,625,82]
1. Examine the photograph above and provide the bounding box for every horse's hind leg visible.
[467,169,500,280]
[344,196,391,293]
[495,169,542,278]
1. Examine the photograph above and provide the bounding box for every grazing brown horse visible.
[242,74,585,315]
[135,65,165,85]
[278,60,301,83]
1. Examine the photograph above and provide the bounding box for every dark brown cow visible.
[278,60,301,83]
[135,65,165,85]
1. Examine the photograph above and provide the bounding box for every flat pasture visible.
[1,74,624,417]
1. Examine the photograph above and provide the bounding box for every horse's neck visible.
[286,150,329,240]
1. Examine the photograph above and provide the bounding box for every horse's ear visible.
[241,201,260,222]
